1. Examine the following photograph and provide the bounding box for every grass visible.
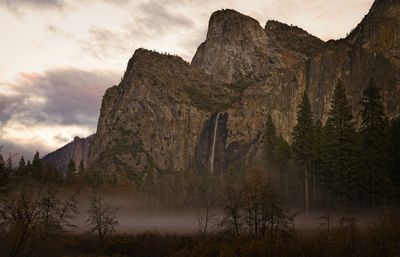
[1,220,399,257]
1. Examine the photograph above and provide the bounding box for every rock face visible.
[192,1,400,144]
[192,9,278,84]
[306,0,400,123]
[47,0,400,178]
[192,9,324,146]
[87,50,237,179]
[42,135,94,173]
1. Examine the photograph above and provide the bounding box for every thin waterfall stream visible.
[209,112,221,173]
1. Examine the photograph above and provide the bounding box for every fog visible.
[70,209,201,234]
[66,193,380,234]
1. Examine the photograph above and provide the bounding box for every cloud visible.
[101,0,131,4]
[0,122,92,159]
[134,1,194,36]
[80,27,132,60]
[0,68,119,156]
[0,0,129,14]
[0,93,24,123]
[0,0,65,13]
[1,68,119,128]
[0,138,47,161]
[45,24,74,38]
[79,0,195,60]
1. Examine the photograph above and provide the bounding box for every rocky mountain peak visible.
[123,48,190,84]
[192,9,277,83]
[206,9,266,44]
[191,9,325,83]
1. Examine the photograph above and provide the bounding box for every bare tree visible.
[39,187,78,237]
[197,196,216,236]
[0,187,78,257]
[196,174,218,236]
[219,183,243,235]
[220,166,296,240]
[86,195,119,253]
[0,190,42,257]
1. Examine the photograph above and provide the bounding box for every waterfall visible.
[209,112,221,173]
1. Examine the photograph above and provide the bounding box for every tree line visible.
[264,78,400,211]
[0,150,86,187]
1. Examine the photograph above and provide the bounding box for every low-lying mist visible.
[65,191,392,235]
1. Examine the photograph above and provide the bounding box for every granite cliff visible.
[42,135,94,173]
[87,50,237,179]
[45,0,400,179]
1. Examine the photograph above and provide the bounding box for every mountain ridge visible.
[44,0,400,177]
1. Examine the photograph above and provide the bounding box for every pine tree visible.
[6,153,13,172]
[67,159,76,173]
[32,151,42,180]
[275,136,291,198]
[313,120,324,204]
[319,118,339,208]
[359,79,390,206]
[326,80,358,206]
[0,154,5,174]
[18,156,26,176]
[292,93,315,211]
[65,159,77,182]
[0,153,5,180]
[0,153,8,189]
[26,160,32,176]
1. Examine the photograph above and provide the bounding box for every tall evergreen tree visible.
[26,160,32,176]
[325,80,358,206]
[32,151,42,180]
[0,153,7,188]
[0,154,5,178]
[292,93,315,211]
[6,153,13,172]
[18,156,26,176]
[359,79,389,206]
[67,159,77,173]
[264,115,278,169]
[275,136,291,198]
[65,159,77,182]
[319,117,342,210]
[313,120,324,204]
[0,154,5,173]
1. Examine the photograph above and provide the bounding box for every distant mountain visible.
[42,135,94,173]
[46,0,400,180]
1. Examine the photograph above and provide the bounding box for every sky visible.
[0,0,374,159]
